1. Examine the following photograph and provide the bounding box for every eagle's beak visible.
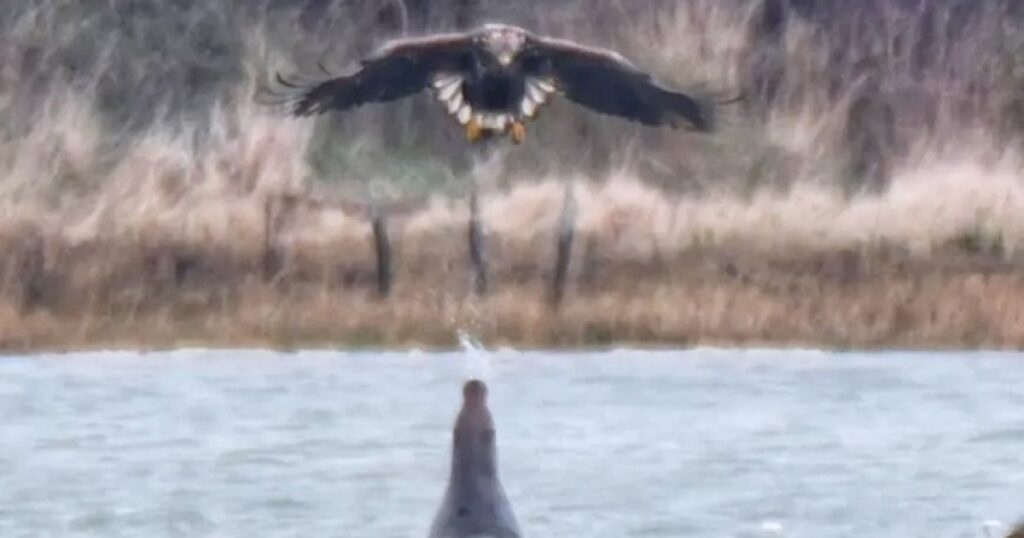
[498,52,513,66]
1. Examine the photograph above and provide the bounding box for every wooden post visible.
[468,186,488,296]
[550,180,576,306]
[262,195,281,282]
[17,234,45,314]
[371,206,392,297]
[466,139,502,297]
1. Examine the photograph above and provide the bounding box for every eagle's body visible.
[270,23,715,144]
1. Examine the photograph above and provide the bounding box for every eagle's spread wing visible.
[519,35,715,131]
[268,33,477,117]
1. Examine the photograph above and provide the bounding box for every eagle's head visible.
[478,23,527,66]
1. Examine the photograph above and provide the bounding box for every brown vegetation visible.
[3,177,1024,353]
[2,1,1024,351]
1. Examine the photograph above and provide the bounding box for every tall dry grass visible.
[1,0,1024,350]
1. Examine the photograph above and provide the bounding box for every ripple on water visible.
[0,349,1021,538]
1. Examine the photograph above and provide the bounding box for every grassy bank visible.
[6,267,1024,353]
[3,1,1024,352]
[3,176,1023,353]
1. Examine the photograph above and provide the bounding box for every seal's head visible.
[462,379,488,407]
[453,379,497,478]
[430,378,521,538]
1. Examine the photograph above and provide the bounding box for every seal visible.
[428,380,522,538]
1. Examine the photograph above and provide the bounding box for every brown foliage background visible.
[2,0,1024,350]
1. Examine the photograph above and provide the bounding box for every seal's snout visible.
[462,379,488,406]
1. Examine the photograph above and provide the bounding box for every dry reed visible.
[2,0,1024,351]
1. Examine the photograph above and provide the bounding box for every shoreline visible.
[7,340,1024,359]
[3,178,1023,355]
[3,238,1023,354]
[4,0,1024,358]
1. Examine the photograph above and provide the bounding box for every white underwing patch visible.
[432,74,461,90]
[521,98,538,118]
[432,73,474,124]
[531,78,556,94]
[446,91,463,115]
[457,104,473,125]
[437,79,461,103]
[520,77,556,118]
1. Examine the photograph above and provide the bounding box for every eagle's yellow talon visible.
[465,119,482,142]
[510,121,526,144]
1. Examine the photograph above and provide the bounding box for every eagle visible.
[270,23,717,144]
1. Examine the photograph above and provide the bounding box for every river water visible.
[0,348,1021,538]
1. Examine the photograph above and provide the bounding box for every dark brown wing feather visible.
[267,33,477,117]
[520,35,715,131]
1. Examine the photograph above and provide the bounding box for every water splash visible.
[457,329,485,353]
[456,328,491,382]
[982,519,1006,538]
[759,521,785,536]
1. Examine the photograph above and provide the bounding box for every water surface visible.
[1,348,1022,537]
